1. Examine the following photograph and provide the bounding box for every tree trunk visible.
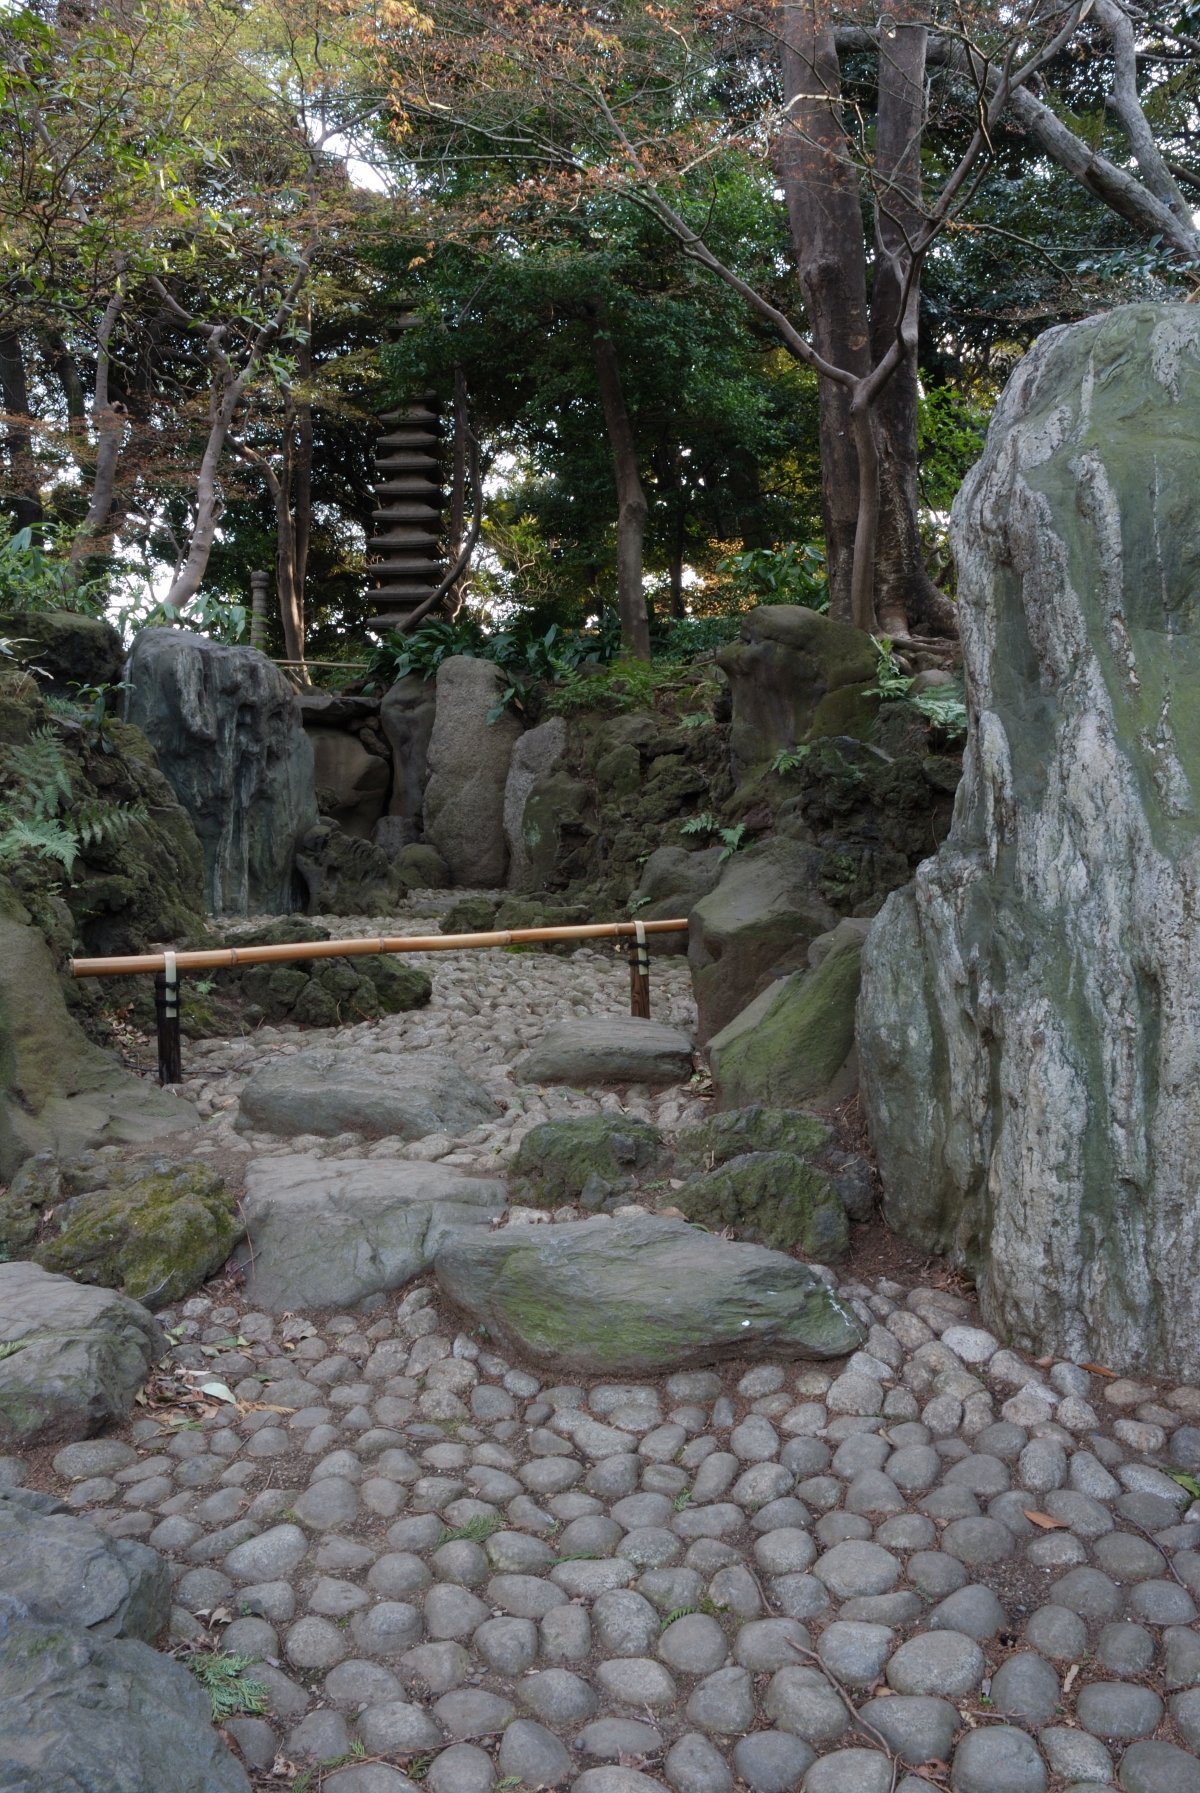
[293,321,313,651]
[69,288,127,565]
[45,331,86,434]
[869,11,958,638]
[773,0,870,624]
[448,365,468,620]
[591,315,650,660]
[0,333,43,532]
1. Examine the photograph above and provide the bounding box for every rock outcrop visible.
[234,1157,507,1310]
[434,1213,866,1372]
[504,718,569,890]
[126,628,317,915]
[0,1487,170,1642]
[0,608,125,698]
[858,303,1200,1377]
[294,822,408,915]
[423,657,522,885]
[0,1264,165,1448]
[707,917,869,1110]
[380,674,437,824]
[0,881,198,1181]
[716,606,878,774]
[688,838,837,1041]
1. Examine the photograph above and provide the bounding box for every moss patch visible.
[674,1149,849,1260]
[675,1106,831,1176]
[709,938,863,1110]
[513,1114,666,1205]
[34,1157,244,1307]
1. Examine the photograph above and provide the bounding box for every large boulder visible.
[33,1157,244,1310]
[236,1046,496,1139]
[380,673,437,823]
[306,727,390,838]
[628,845,722,955]
[126,628,317,915]
[434,1213,865,1372]
[708,918,868,1110]
[0,608,125,698]
[504,718,568,890]
[0,1597,250,1792]
[0,886,198,1182]
[0,1488,170,1642]
[520,1018,694,1086]
[857,303,1200,1377]
[673,1152,849,1261]
[716,606,878,777]
[233,1157,507,1310]
[423,657,523,885]
[688,838,838,1041]
[0,1264,165,1449]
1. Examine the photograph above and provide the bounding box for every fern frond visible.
[3,728,72,818]
[72,798,148,849]
[0,817,79,871]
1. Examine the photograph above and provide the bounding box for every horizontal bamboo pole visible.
[70,918,690,979]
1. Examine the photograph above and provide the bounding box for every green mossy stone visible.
[709,938,864,1110]
[674,1149,849,1261]
[595,743,642,796]
[290,980,338,1027]
[441,896,500,935]
[634,763,708,825]
[513,1114,667,1204]
[34,1158,244,1308]
[675,1106,831,1175]
[239,965,310,1022]
[358,954,432,1013]
[807,682,880,742]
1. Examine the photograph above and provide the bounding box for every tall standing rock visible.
[857,304,1200,1378]
[126,629,317,914]
[504,717,568,890]
[380,673,437,824]
[423,656,522,886]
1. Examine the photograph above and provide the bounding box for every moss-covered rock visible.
[34,1157,244,1307]
[513,1114,666,1205]
[441,895,500,935]
[394,843,450,888]
[708,928,864,1109]
[357,954,432,1013]
[674,1150,849,1260]
[675,1106,831,1175]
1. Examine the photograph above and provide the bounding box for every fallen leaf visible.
[1023,1509,1068,1529]
[659,1206,686,1220]
[1062,1663,1080,1693]
[1080,1361,1117,1377]
[1034,1354,1055,1367]
[199,1381,237,1404]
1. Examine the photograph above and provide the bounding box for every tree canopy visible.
[2,0,1199,663]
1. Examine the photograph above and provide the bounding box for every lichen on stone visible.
[673,1149,849,1260]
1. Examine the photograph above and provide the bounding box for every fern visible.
[6,728,73,817]
[185,1651,268,1720]
[0,817,79,872]
[73,796,148,849]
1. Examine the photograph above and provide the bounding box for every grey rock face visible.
[380,675,437,823]
[857,304,1200,1376]
[519,1019,694,1087]
[0,1264,165,1449]
[434,1213,865,1373]
[236,1046,496,1141]
[0,1598,250,1792]
[424,658,522,886]
[234,1156,506,1311]
[626,847,723,954]
[0,1490,169,1641]
[294,824,409,916]
[127,628,317,915]
[504,720,568,891]
[688,839,837,1042]
[306,727,391,840]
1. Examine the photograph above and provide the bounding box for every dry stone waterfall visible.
[858,303,1200,1379]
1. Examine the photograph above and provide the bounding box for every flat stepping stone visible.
[519,1017,694,1085]
[234,1157,506,1311]
[434,1214,864,1374]
[236,1045,496,1139]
